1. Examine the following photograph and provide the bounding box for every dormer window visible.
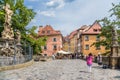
[93,29,97,32]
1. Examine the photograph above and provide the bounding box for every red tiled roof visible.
[79,25,89,30]
[63,35,70,42]
[69,30,77,39]
[82,21,102,35]
[38,25,62,36]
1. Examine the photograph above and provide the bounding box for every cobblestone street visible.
[0,59,120,80]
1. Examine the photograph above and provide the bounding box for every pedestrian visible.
[52,54,55,60]
[97,53,102,67]
[86,53,93,72]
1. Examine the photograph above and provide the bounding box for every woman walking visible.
[86,53,93,72]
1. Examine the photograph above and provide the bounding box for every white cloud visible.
[37,10,55,17]
[26,0,120,36]
[46,0,55,6]
[46,0,65,9]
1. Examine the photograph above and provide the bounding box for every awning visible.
[57,50,72,54]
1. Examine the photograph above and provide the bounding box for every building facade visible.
[79,21,108,56]
[63,35,70,52]
[77,25,90,55]
[69,31,77,53]
[63,30,77,54]
[38,25,63,56]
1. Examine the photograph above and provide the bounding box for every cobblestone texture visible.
[0,59,120,80]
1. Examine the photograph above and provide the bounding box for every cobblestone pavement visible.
[0,59,120,80]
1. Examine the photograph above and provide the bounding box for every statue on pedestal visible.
[2,3,14,39]
[110,26,120,69]
[3,3,13,26]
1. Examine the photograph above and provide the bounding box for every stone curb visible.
[0,59,34,71]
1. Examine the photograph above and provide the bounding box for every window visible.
[105,47,109,50]
[42,31,45,34]
[93,29,97,32]
[53,45,57,50]
[47,30,50,34]
[85,45,89,50]
[44,54,47,56]
[53,38,57,42]
[96,35,100,41]
[96,46,101,50]
[44,45,47,50]
[85,35,89,41]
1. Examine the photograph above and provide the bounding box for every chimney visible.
[39,26,43,31]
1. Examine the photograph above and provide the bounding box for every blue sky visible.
[24,0,119,36]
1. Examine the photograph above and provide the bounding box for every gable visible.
[82,21,101,35]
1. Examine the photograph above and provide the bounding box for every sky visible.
[24,0,119,36]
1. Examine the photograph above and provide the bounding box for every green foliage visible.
[0,0,36,35]
[110,3,120,22]
[25,26,47,55]
[92,3,120,56]
[0,0,46,55]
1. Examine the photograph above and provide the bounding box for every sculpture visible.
[0,3,26,66]
[3,3,13,26]
[2,3,14,39]
[16,30,21,43]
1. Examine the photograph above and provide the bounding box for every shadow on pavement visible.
[92,66,102,69]
[79,71,90,73]
[114,76,120,78]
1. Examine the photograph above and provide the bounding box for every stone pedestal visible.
[110,56,119,69]
[102,56,110,66]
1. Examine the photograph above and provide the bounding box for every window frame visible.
[44,45,47,50]
[85,35,89,41]
[85,44,89,50]
[96,35,100,41]
[53,44,57,50]
[96,45,101,50]
[53,37,57,42]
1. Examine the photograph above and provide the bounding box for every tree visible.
[25,26,47,55]
[92,3,120,55]
[0,0,46,54]
[0,0,36,37]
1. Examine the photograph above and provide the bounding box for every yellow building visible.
[63,35,70,52]
[80,21,109,56]
[69,31,77,53]
[63,30,77,53]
